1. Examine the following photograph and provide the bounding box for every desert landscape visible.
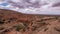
[0,9,60,34]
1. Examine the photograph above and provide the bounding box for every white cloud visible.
[0,0,60,15]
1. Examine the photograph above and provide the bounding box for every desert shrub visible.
[0,20,4,24]
[0,27,4,30]
[3,29,9,32]
[54,27,60,32]
[44,28,48,31]
[23,23,28,27]
[9,18,17,21]
[15,25,23,31]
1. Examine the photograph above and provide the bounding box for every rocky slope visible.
[0,9,60,34]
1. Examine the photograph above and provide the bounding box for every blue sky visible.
[0,3,9,6]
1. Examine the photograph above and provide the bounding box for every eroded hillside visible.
[0,9,60,34]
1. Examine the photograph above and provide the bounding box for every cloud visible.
[0,0,60,15]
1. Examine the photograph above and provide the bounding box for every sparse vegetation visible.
[39,22,47,25]
[0,26,4,30]
[3,29,9,32]
[23,22,28,27]
[32,26,37,31]
[9,18,17,21]
[1,9,60,34]
[54,27,60,32]
[0,20,4,24]
[44,28,48,31]
[15,25,23,31]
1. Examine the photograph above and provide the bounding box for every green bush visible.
[15,25,23,31]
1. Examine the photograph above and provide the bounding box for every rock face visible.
[0,9,60,34]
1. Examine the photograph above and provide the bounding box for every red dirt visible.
[0,9,60,34]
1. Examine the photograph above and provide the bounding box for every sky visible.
[0,0,60,15]
[0,3,9,6]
